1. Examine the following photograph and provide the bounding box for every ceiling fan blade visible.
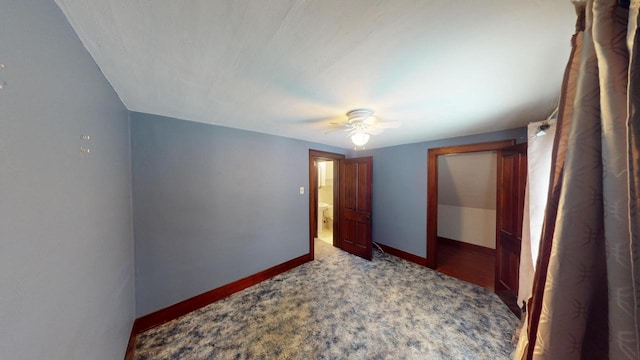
[346,129,359,137]
[321,110,399,138]
[325,127,352,134]
[296,115,340,125]
[325,122,355,134]
[363,116,378,125]
[374,120,401,129]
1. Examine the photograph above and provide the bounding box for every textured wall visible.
[353,128,526,258]
[131,113,345,316]
[0,2,134,359]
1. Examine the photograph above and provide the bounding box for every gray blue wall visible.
[354,128,526,258]
[131,113,345,316]
[0,2,134,359]
[0,2,530,353]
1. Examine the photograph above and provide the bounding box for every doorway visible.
[316,160,335,244]
[315,159,338,259]
[426,140,515,286]
[309,150,344,260]
[436,151,498,290]
[309,151,373,261]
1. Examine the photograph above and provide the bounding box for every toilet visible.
[318,203,330,235]
[323,205,334,230]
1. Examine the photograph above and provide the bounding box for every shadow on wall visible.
[437,151,498,249]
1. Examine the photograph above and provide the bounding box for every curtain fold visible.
[515,0,640,358]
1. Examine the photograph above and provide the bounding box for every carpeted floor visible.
[134,250,519,359]
[315,238,339,260]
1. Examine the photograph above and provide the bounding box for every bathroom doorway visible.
[316,160,335,244]
[315,160,338,259]
[308,150,344,260]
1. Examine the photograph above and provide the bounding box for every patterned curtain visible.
[514,0,640,359]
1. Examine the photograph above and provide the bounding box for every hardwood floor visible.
[436,237,495,291]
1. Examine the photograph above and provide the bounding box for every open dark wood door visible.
[495,143,527,316]
[339,157,373,260]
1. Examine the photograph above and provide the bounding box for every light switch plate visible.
[299,186,305,195]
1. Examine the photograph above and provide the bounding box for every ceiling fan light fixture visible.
[347,109,374,123]
[351,132,370,146]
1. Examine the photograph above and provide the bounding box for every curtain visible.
[517,119,557,307]
[515,0,640,359]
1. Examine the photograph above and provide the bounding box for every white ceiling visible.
[55,0,575,149]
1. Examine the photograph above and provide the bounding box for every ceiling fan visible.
[327,109,401,147]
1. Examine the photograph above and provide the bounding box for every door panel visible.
[496,143,527,316]
[357,164,371,211]
[340,157,373,260]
